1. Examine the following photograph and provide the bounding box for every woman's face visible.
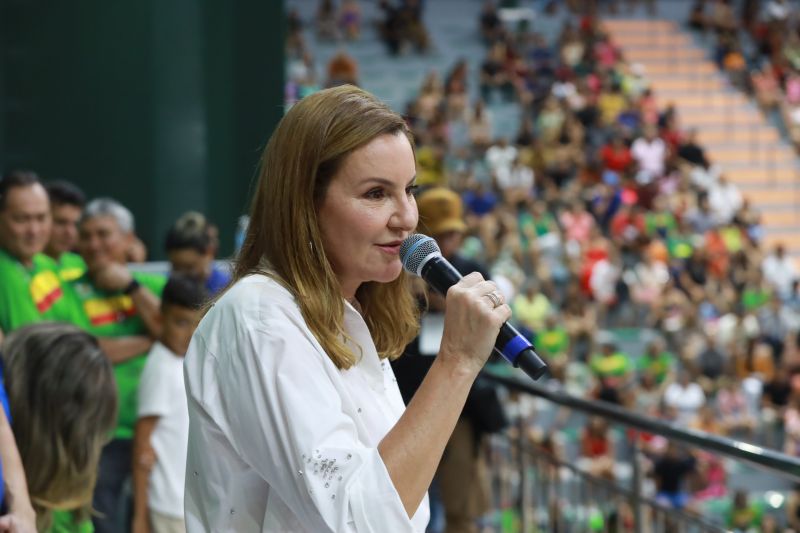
[318,133,418,299]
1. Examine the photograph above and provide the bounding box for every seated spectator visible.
[631,126,666,184]
[677,129,709,168]
[485,137,517,176]
[512,281,552,336]
[495,155,534,204]
[652,443,696,510]
[663,370,706,425]
[3,323,116,532]
[0,171,86,337]
[480,42,514,102]
[466,99,493,150]
[637,339,675,386]
[72,198,166,533]
[757,294,792,363]
[726,490,764,532]
[165,211,230,296]
[708,175,743,225]
[326,50,358,87]
[577,416,616,479]
[599,134,633,174]
[479,0,502,44]
[752,63,782,112]
[337,0,361,40]
[762,243,797,299]
[45,180,87,282]
[589,339,633,392]
[133,275,207,533]
[315,0,338,41]
[717,377,757,436]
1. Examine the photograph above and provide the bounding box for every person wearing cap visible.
[392,186,503,533]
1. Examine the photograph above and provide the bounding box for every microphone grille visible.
[400,234,440,276]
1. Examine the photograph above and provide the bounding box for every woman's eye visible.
[365,188,385,200]
[406,184,420,196]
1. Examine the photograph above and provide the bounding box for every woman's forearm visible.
[378,354,478,517]
[0,408,35,523]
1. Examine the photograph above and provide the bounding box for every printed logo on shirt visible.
[60,267,85,282]
[29,271,64,313]
[84,295,136,326]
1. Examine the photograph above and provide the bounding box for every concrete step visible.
[611,34,694,47]
[741,188,800,205]
[763,232,800,251]
[762,210,800,226]
[660,93,750,108]
[654,80,727,93]
[643,62,718,75]
[624,47,706,61]
[697,128,779,144]
[603,20,677,32]
[726,167,799,184]
[708,147,796,165]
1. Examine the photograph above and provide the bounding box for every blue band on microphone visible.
[500,335,529,365]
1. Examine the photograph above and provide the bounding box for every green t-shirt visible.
[0,248,86,333]
[536,327,569,360]
[57,251,87,283]
[666,235,693,259]
[636,351,675,384]
[70,271,166,439]
[742,288,771,311]
[49,511,93,533]
[645,211,676,237]
[590,351,633,378]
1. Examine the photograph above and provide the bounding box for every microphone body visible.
[419,255,548,381]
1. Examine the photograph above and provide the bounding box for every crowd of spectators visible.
[688,0,800,153]
[394,0,800,529]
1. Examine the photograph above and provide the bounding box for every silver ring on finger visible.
[483,290,503,309]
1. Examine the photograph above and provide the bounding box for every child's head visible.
[160,274,207,356]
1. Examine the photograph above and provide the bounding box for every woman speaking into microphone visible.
[183,85,511,532]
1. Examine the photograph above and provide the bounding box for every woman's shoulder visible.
[201,274,302,333]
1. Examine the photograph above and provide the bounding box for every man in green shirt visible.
[0,170,86,339]
[71,198,164,533]
[45,180,87,282]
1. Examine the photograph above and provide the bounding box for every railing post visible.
[632,436,644,533]
[517,415,529,532]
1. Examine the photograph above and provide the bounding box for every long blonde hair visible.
[232,85,419,369]
[2,323,117,531]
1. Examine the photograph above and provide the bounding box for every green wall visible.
[0,0,285,258]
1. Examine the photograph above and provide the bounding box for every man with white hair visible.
[69,197,166,533]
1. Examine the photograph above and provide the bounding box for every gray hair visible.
[82,197,134,233]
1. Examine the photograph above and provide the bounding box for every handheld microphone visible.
[400,234,548,381]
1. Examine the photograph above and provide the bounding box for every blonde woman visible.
[184,85,512,532]
[2,323,117,533]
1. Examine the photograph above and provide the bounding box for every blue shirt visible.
[205,267,231,296]
[0,359,8,511]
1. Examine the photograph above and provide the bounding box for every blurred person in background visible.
[71,198,165,533]
[44,180,87,282]
[165,211,230,296]
[392,187,503,533]
[2,322,117,533]
[0,364,36,533]
[133,276,207,533]
[0,171,86,341]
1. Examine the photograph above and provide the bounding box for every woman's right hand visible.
[438,272,511,375]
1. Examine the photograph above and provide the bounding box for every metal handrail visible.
[483,367,800,481]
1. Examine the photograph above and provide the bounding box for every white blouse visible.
[183,274,429,532]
